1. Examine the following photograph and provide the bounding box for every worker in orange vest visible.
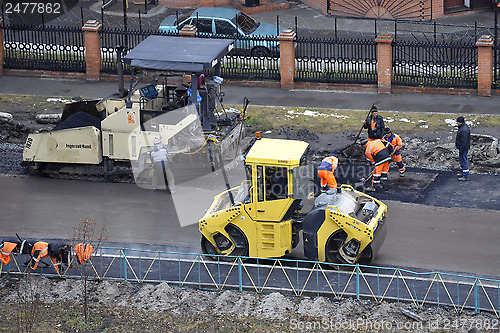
[384,128,406,177]
[318,151,339,191]
[74,243,93,265]
[30,241,49,271]
[48,243,71,274]
[0,241,19,265]
[363,106,385,141]
[30,241,69,275]
[364,139,393,192]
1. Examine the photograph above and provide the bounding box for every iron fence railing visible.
[3,24,85,72]
[295,37,378,84]
[0,25,490,90]
[199,33,281,81]
[2,246,500,317]
[392,39,478,89]
[494,43,500,90]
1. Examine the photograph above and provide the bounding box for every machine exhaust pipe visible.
[117,46,126,98]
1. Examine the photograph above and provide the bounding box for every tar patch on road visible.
[337,164,500,211]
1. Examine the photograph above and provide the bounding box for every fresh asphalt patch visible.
[337,165,500,211]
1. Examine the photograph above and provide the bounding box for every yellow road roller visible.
[199,136,388,264]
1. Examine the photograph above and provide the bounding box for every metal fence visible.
[2,24,498,90]
[494,43,500,90]
[2,246,500,317]
[3,24,85,72]
[392,39,478,89]
[295,37,378,84]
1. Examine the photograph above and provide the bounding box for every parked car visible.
[159,7,286,56]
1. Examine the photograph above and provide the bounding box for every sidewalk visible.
[0,76,498,115]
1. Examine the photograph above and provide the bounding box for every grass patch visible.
[0,94,72,114]
[240,105,500,134]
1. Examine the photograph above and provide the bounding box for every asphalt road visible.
[1,172,499,277]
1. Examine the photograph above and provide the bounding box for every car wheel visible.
[251,46,271,57]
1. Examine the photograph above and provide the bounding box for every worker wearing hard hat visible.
[384,128,406,177]
[363,106,385,141]
[318,151,338,191]
[150,137,176,193]
[364,138,393,192]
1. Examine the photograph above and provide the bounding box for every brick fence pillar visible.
[375,34,394,94]
[179,25,197,38]
[277,29,296,90]
[82,20,102,81]
[476,35,494,97]
[0,18,4,76]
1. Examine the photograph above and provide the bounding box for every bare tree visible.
[15,273,40,333]
[72,217,107,324]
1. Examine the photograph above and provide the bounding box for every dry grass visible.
[240,105,500,134]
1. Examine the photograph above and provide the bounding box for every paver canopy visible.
[123,35,234,73]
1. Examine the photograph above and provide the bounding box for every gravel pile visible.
[2,275,498,332]
[0,143,28,176]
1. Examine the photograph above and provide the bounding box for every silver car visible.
[159,7,285,56]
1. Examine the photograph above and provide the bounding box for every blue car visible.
[159,7,285,56]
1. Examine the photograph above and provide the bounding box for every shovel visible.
[343,104,377,163]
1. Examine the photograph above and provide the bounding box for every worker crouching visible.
[364,139,393,192]
[384,128,406,177]
[318,151,338,192]
[30,241,71,275]
[74,243,93,265]
[0,241,20,265]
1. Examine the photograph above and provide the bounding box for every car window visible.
[215,19,238,35]
[192,18,213,34]
[232,13,260,34]
[177,18,192,30]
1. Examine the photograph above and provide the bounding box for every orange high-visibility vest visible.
[30,242,49,270]
[74,243,93,264]
[0,242,18,265]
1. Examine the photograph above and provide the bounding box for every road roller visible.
[199,135,388,264]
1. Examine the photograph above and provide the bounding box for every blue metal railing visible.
[2,246,499,317]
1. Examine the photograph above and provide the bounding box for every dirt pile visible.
[404,133,500,174]
[1,275,497,332]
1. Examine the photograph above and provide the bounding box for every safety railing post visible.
[238,258,243,292]
[123,248,127,281]
[257,258,260,291]
[198,258,201,289]
[139,251,142,281]
[437,275,440,308]
[158,252,162,282]
[356,264,360,301]
[217,256,221,288]
[296,261,299,295]
[475,280,479,313]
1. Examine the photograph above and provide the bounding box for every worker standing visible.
[0,241,19,265]
[150,137,176,193]
[363,106,385,141]
[318,151,338,191]
[384,128,406,177]
[364,139,393,192]
[455,116,471,181]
